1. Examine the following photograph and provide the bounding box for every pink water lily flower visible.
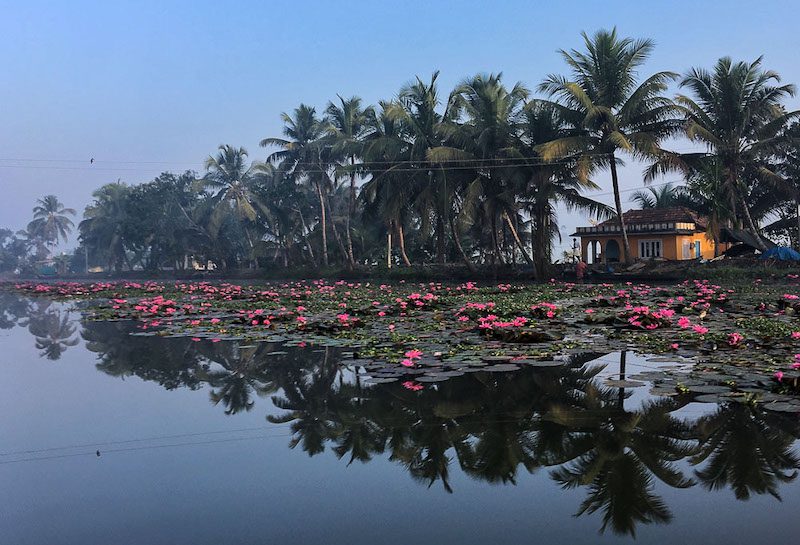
[404,349,423,360]
[727,332,743,346]
[775,371,784,382]
[692,325,709,335]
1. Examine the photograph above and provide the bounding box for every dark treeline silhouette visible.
[4,29,800,276]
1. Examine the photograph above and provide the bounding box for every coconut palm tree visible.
[79,182,132,271]
[262,105,333,266]
[539,28,681,264]
[517,101,612,276]
[360,101,415,266]
[387,71,459,265]
[325,95,375,268]
[202,145,270,268]
[648,57,799,250]
[431,73,531,267]
[27,195,76,251]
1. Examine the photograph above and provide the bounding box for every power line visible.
[0,147,711,172]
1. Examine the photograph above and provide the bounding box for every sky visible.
[1,0,799,256]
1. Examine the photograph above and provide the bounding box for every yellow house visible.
[572,208,729,263]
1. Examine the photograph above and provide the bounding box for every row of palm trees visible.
[69,28,799,273]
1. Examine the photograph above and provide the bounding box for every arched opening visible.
[586,240,600,264]
[605,240,620,262]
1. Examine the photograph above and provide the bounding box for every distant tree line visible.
[3,28,800,275]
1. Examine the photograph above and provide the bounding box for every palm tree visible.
[629,183,683,209]
[517,101,612,276]
[27,195,76,251]
[326,95,374,268]
[388,71,458,265]
[262,105,333,266]
[649,57,799,250]
[79,182,131,272]
[202,144,269,268]
[431,73,531,267]
[361,101,415,267]
[539,28,681,264]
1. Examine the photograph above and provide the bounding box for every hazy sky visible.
[2,0,798,255]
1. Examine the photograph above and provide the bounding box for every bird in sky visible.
[90,158,94,164]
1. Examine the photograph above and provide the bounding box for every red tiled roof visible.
[597,208,708,230]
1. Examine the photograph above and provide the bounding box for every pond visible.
[1,293,799,544]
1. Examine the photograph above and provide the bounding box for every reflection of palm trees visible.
[545,353,697,536]
[83,320,204,389]
[39,314,800,536]
[691,402,800,500]
[268,347,341,455]
[0,292,31,330]
[23,301,79,360]
[199,343,280,415]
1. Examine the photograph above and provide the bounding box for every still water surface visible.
[1,294,799,544]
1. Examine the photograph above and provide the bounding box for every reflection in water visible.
[6,293,800,537]
[5,296,80,360]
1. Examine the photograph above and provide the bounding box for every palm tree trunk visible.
[316,181,328,267]
[609,155,632,264]
[740,196,767,251]
[345,156,356,269]
[386,229,392,269]
[450,217,476,273]
[325,196,348,262]
[618,350,627,410]
[796,197,800,251]
[396,221,411,266]
[296,208,317,267]
[503,211,534,265]
[490,214,501,267]
[436,214,446,264]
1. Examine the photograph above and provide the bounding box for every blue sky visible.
[1,0,798,255]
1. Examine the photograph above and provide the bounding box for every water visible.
[2,294,799,544]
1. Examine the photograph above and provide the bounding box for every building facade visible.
[572,208,728,263]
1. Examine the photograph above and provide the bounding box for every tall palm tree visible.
[517,101,612,276]
[431,73,531,266]
[361,101,415,266]
[79,182,131,271]
[539,28,681,264]
[27,195,76,251]
[648,57,799,250]
[387,71,458,265]
[202,144,269,268]
[326,95,374,268]
[262,105,333,266]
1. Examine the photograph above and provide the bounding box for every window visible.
[639,240,662,259]
[682,241,691,259]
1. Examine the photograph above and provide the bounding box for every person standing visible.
[575,259,587,282]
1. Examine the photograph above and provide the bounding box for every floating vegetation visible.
[6,277,800,400]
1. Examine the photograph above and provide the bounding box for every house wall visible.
[580,233,729,262]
